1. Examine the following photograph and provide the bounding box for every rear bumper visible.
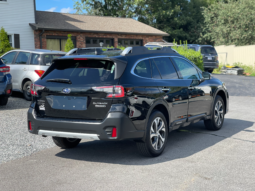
[0,82,12,97]
[27,107,144,141]
[203,61,219,69]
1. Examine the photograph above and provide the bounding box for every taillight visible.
[35,70,45,77]
[31,84,45,96]
[0,66,10,74]
[215,56,218,61]
[111,127,117,138]
[28,121,32,131]
[92,86,125,98]
[6,89,11,94]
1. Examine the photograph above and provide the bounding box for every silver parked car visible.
[0,49,65,100]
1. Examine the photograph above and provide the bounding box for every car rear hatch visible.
[201,46,218,64]
[33,57,126,120]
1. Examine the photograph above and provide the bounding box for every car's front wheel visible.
[0,96,8,106]
[136,110,168,157]
[204,95,225,130]
[52,137,81,149]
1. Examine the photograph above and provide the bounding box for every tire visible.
[0,96,8,106]
[208,69,213,73]
[52,137,81,149]
[136,110,169,157]
[23,81,32,101]
[204,95,225,131]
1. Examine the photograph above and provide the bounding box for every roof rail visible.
[121,46,177,56]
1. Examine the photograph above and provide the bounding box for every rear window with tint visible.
[201,47,217,54]
[42,54,65,65]
[42,59,118,85]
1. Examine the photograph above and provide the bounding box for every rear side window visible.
[42,59,118,85]
[171,57,199,80]
[134,59,151,78]
[15,52,30,64]
[201,47,217,54]
[152,57,178,79]
[42,54,64,65]
[30,54,40,65]
[1,52,17,64]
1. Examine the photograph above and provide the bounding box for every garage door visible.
[86,38,114,47]
[118,39,143,47]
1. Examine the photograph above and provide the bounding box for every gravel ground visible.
[0,93,55,164]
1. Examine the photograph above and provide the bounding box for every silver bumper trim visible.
[38,130,100,140]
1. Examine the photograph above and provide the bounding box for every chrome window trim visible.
[130,56,202,80]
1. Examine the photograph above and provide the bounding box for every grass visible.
[212,63,255,76]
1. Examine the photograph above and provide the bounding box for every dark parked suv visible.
[186,44,219,73]
[0,59,12,106]
[27,47,229,157]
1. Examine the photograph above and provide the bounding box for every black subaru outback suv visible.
[27,47,229,157]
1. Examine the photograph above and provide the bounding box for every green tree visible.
[73,0,213,44]
[73,0,143,17]
[0,27,12,56]
[201,0,255,46]
[65,34,74,52]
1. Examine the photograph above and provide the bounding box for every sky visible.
[36,0,76,14]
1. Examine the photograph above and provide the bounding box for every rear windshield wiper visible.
[47,79,72,84]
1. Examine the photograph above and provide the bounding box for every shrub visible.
[0,27,13,56]
[172,45,204,71]
[64,34,74,52]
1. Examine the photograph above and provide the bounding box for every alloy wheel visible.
[215,100,224,126]
[150,117,166,150]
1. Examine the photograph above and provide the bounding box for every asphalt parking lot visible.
[0,74,255,191]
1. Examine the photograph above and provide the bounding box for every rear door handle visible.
[188,86,194,90]
[23,68,27,71]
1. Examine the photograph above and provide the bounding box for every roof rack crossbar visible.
[121,46,177,56]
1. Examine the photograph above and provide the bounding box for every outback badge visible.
[62,88,71,94]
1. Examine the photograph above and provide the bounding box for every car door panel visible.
[12,52,30,91]
[170,57,212,122]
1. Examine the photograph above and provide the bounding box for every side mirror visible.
[202,72,211,80]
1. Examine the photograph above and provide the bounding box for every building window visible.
[86,38,113,47]
[8,35,13,47]
[46,36,76,51]
[118,39,142,47]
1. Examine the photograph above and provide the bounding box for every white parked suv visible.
[0,49,65,100]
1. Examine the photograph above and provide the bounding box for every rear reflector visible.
[31,84,45,96]
[6,89,11,94]
[112,127,117,137]
[35,70,45,77]
[28,121,32,131]
[74,58,88,60]
[0,66,10,73]
[92,86,125,98]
